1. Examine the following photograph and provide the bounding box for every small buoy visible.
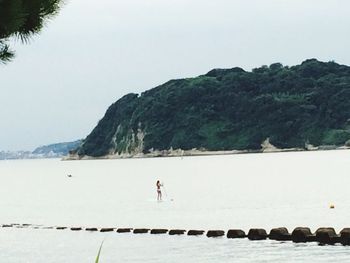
[330,204,335,209]
[67,174,72,178]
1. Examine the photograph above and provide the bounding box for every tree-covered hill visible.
[76,59,350,157]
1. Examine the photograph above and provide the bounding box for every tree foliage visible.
[0,0,62,63]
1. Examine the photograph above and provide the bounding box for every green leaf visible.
[95,241,104,263]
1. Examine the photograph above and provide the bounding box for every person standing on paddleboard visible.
[156,180,163,201]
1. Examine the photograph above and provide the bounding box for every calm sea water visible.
[0,150,349,262]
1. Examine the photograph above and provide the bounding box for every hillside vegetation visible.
[77,59,350,157]
[33,140,82,156]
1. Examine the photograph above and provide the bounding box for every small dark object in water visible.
[292,227,316,243]
[100,228,115,232]
[227,229,246,239]
[248,229,268,240]
[86,228,98,231]
[117,228,133,233]
[269,227,291,241]
[169,229,186,235]
[150,229,168,234]
[187,230,205,236]
[340,228,350,245]
[133,228,150,234]
[315,227,339,245]
[207,230,225,238]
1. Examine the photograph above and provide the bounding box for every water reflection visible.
[0,0,62,63]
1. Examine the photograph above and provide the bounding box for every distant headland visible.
[69,59,350,159]
[0,140,82,160]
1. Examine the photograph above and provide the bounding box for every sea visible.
[0,150,349,262]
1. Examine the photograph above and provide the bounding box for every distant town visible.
[0,140,81,160]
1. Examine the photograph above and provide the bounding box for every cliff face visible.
[77,59,350,157]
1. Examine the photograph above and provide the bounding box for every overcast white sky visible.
[1,0,350,150]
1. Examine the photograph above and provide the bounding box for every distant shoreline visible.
[62,144,350,161]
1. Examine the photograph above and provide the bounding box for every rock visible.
[261,138,279,153]
[117,228,133,233]
[169,229,186,235]
[340,228,350,245]
[133,228,150,234]
[187,230,205,236]
[227,229,246,239]
[345,140,350,147]
[71,227,82,231]
[292,227,315,243]
[100,228,115,232]
[315,228,338,245]
[248,229,268,240]
[56,227,67,230]
[151,229,168,234]
[207,230,225,238]
[269,227,291,241]
[85,228,98,231]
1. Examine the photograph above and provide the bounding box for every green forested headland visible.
[77,59,350,157]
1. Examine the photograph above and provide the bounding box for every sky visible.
[1,0,350,151]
